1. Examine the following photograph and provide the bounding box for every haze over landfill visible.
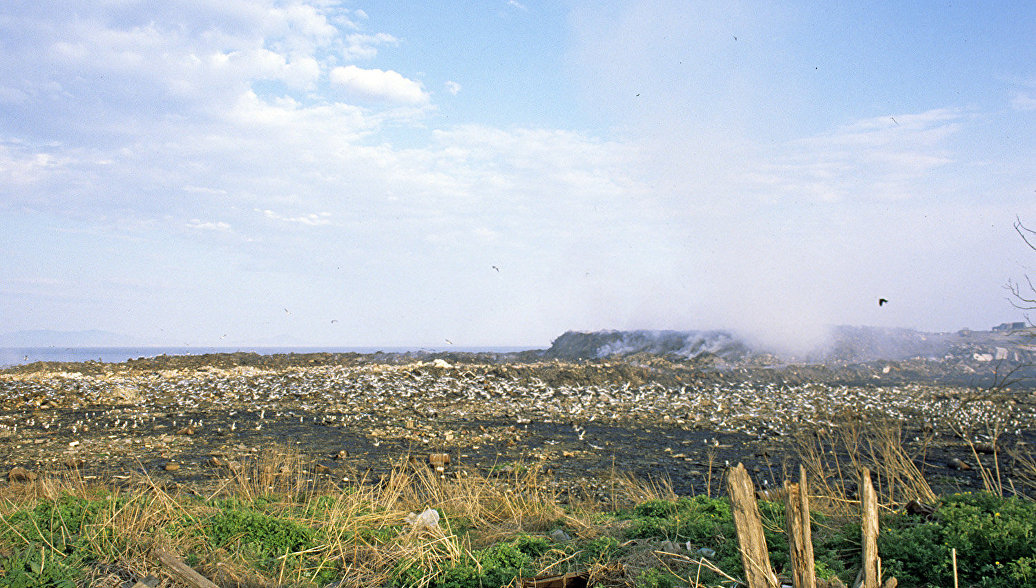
[1,2,1035,349]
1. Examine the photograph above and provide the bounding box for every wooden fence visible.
[727,464,898,588]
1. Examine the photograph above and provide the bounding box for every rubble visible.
[0,342,1033,497]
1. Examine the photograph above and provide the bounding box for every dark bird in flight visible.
[878,298,889,307]
[330,319,338,324]
[491,265,500,272]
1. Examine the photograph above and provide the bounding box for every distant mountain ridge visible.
[0,330,138,347]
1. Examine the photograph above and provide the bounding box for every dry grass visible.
[795,415,937,512]
[1,426,1030,587]
[0,447,631,588]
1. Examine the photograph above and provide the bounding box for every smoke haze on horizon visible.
[1,2,1034,349]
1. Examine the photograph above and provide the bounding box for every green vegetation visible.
[0,451,1034,587]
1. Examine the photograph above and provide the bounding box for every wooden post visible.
[155,547,219,588]
[859,468,879,588]
[727,463,776,588]
[785,464,816,588]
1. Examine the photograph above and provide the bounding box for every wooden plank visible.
[155,547,219,588]
[860,468,880,588]
[727,463,776,588]
[785,464,816,588]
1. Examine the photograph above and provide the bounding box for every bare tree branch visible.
[1008,217,1036,315]
[1017,216,1036,249]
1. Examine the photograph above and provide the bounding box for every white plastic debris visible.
[406,508,440,531]
[431,359,452,369]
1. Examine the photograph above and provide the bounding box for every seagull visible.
[491,265,500,272]
[878,298,888,307]
[331,319,338,324]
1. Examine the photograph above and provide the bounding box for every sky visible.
[1,1,1035,349]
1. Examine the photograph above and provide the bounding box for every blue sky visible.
[1,1,1034,348]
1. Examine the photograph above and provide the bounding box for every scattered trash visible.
[432,359,452,369]
[406,508,440,531]
[697,547,717,558]
[428,453,450,472]
[549,528,572,543]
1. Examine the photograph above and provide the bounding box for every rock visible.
[314,464,331,474]
[110,385,143,404]
[432,359,452,369]
[206,456,224,468]
[8,466,36,482]
[406,508,440,531]
[549,528,572,543]
[164,462,180,472]
[334,450,349,460]
[974,442,998,454]
[948,458,971,471]
[64,458,85,469]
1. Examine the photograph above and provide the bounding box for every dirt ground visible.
[1,354,1034,498]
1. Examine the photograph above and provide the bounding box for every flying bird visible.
[491,265,500,272]
[331,319,338,324]
[878,298,888,307]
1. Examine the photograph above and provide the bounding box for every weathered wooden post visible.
[785,464,816,588]
[727,463,777,588]
[859,468,879,588]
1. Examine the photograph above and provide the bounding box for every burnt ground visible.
[2,404,1032,500]
[1,354,1034,500]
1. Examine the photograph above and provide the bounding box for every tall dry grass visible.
[794,415,937,512]
[0,446,639,587]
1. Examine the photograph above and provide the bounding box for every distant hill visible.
[0,330,137,347]
[544,326,1036,364]
[545,329,749,360]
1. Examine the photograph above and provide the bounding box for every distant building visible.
[958,328,972,337]
[992,322,1027,332]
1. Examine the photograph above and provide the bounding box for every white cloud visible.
[260,209,333,226]
[329,65,429,104]
[1011,91,1036,111]
[342,32,399,60]
[186,219,231,231]
[751,109,963,204]
[445,80,462,95]
[0,145,59,185]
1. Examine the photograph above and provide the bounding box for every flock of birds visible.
[0,363,1031,443]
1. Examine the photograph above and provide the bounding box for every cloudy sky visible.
[1,1,1034,348]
